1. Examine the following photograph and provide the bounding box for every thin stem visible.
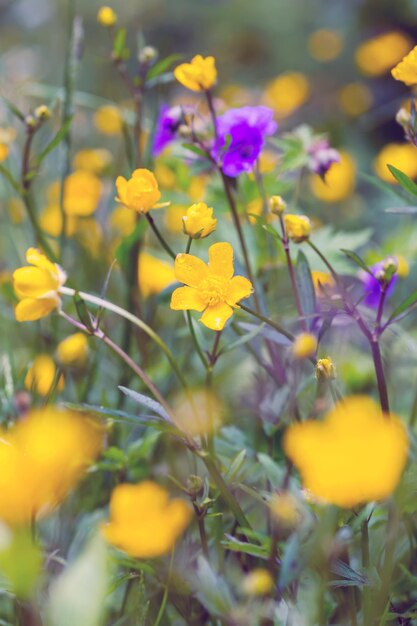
[239,302,295,342]
[193,504,209,559]
[279,215,307,331]
[186,311,208,368]
[370,339,390,414]
[185,236,193,253]
[145,213,176,259]
[205,89,218,142]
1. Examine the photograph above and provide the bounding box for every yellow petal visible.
[170,286,206,311]
[115,176,128,204]
[208,242,234,279]
[200,302,233,330]
[26,247,58,276]
[15,298,58,322]
[226,275,253,305]
[174,253,208,287]
[13,267,59,298]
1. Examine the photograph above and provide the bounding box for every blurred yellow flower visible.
[188,175,209,201]
[116,168,161,214]
[310,150,356,202]
[356,31,413,77]
[97,6,117,27]
[292,332,317,359]
[0,144,9,162]
[172,388,224,435]
[170,242,253,331]
[338,83,373,117]
[247,198,277,224]
[57,333,89,367]
[63,170,102,216]
[109,205,136,238]
[39,203,76,238]
[315,357,336,381]
[101,481,191,558]
[374,143,417,183]
[242,569,274,596]
[13,248,67,322]
[395,255,409,277]
[308,29,344,62]
[182,202,217,239]
[73,148,112,174]
[392,44,417,85]
[154,162,177,190]
[174,55,217,92]
[7,198,25,225]
[75,218,104,258]
[164,205,187,234]
[24,354,64,396]
[269,492,302,529]
[0,407,103,525]
[94,105,123,135]
[284,396,409,508]
[0,127,16,162]
[263,72,310,118]
[284,214,311,243]
[269,195,287,216]
[138,252,175,298]
[311,270,335,297]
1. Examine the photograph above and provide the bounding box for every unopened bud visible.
[139,46,158,65]
[269,195,286,216]
[34,105,51,120]
[382,256,398,282]
[186,474,204,498]
[315,357,336,382]
[396,107,411,128]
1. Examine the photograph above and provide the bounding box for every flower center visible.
[199,275,227,306]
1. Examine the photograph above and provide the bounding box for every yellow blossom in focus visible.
[57,333,89,367]
[182,202,217,239]
[242,569,274,596]
[73,148,112,174]
[94,105,123,135]
[373,143,417,184]
[116,168,161,214]
[269,492,302,529]
[138,252,175,298]
[101,481,191,558]
[284,396,409,508]
[308,29,344,62]
[356,31,413,77]
[292,333,317,359]
[164,205,187,234]
[8,198,25,225]
[310,150,356,202]
[392,44,417,85]
[97,6,117,26]
[170,242,253,331]
[284,214,311,243]
[63,170,102,216]
[13,248,67,322]
[263,73,310,119]
[338,83,373,117]
[174,55,217,92]
[0,407,103,525]
[24,354,64,396]
[109,205,137,238]
[311,271,335,297]
[315,357,336,381]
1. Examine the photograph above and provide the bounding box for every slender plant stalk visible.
[146,213,176,259]
[279,215,308,331]
[239,302,295,342]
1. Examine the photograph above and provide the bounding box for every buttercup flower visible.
[356,31,413,77]
[24,354,64,396]
[212,106,277,177]
[170,242,253,330]
[174,55,217,92]
[182,202,217,239]
[283,396,409,508]
[57,333,89,367]
[101,481,192,558]
[97,6,117,27]
[13,248,67,322]
[315,357,336,381]
[116,169,161,214]
[284,214,311,243]
[63,170,102,216]
[392,45,417,85]
[269,195,287,216]
[94,105,123,135]
[138,252,176,298]
[292,333,317,359]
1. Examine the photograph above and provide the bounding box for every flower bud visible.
[292,332,317,359]
[182,202,217,239]
[269,492,302,529]
[186,475,204,498]
[34,105,51,120]
[269,195,287,216]
[242,568,274,596]
[315,357,336,381]
[396,107,412,128]
[382,256,398,283]
[284,214,311,243]
[138,46,158,65]
[97,6,117,27]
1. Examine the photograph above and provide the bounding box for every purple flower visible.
[359,261,398,308]
[212,106,277,177]
[308,139,340,179]
[152,105,193,156]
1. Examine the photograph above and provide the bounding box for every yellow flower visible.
[283,396,409,508]
[97,6,117,27]
[172,388,224,435]
[73,148,112,174]
[39,203,77,238]
[395,255,409,278]
[310,150,356,202]
[94,105,123,135]
[269,195,287,216]
[63,170,102,216]
[116,168,161,214]
[311,270,335,297]
[0,407,103,526]
[182,202,217,239]
[242,569,274,596]
[356,31,413,77]
[101,481,191,558]
[284,214,311,243]
[75,218,103,258]
[57,333,89,367]
[109,205,137,238]
[0,144,9,162]
[308,29,344,62]
[373,143,417,183]
[170,242,253,331]
[338,83,373,117]
[392,45,417,85]
[0,127,16,162]
[138,252,175,298]
[174,55,217,92]
[315,357,336,381]
[263,72,310,119]
[13,248,67,322]
[188,175,209,201]
[154,162,177,190]
[292,333,317,359]
[7,198,25,225]
[24,354,64,396]
[269,492,302,529]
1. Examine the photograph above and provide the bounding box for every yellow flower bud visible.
[174,55,217,92]
[182,202,217,239]
[94,105,123,135]
[34,105,51,120]
[292,332,317,359]
[97,6,117,27]
[284,214,311,243]
[24,354,64,397]
[242,569,274,596]
[269,195,287,215]
[269,492,302,529]
[0,143,9,162]
[116,169,161,214]
[57,333,89,367]
[315,357,336,381]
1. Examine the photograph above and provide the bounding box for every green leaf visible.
[387,164,417,197]
[340,249,373,276]
[193,557,234,616]
[0,164,22,193]
[295,250,316,330]
[181,143,209,159]
[118,386,170,421]
[73,293,95,333]
[113,28,127,58]
[359,171,413,203]
[0,96,25,122]
[36,117,73,165]
[386,288,417,325]
[221,537,269,558]
[146,53,183,81]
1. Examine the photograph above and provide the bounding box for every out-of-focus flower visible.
[97,6,117,26]
[154,162,177,190]
[94,105,123,135]
[283,396,409,508]
[182,202,217,239]
[24,354,64,396]
[174,55,217,92]
[212,106,277,177]
[138,252,175,298]
[153,105,194,156]
[164,205,187,233]
[57,333,89,367]
[246,198,277,224]
[338,83,373,117]
[34,105,50,121]
[13,248,67,322]
[373,143,417,183]
[0,144,9,162]
[172,388,224,435]
[284,214,311,243]
[170,242,253,330]
[392,44,417,85]
[116,169,161,214]
[39,203,77,238]
[0,407,103,525]
[395,255,409,277]
[75,218,104,258]
[188,175,209,201]
[292,333,317,359]
[315,357,336,381]
[359,259,398,308]
[311,271,335,297]
[242,569,274,596]
[269,195,287,216]
[101,481,191,558]
[269,492,302,529]
[356,31,413,77]
[73,148,112,174]
[63,170,102,216]
[308,29,344,62]
[310,150,356,202]
[7,198,25,225]
[109,205,136,238]
[308,139,340,179]
[263,72,310,119]
[0,127,16,162]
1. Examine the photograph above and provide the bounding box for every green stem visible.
[239,302,295,342]
[185,236,193,253]
[279,215,307,331]
[146,213,176,259]
[186,311,208,368]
